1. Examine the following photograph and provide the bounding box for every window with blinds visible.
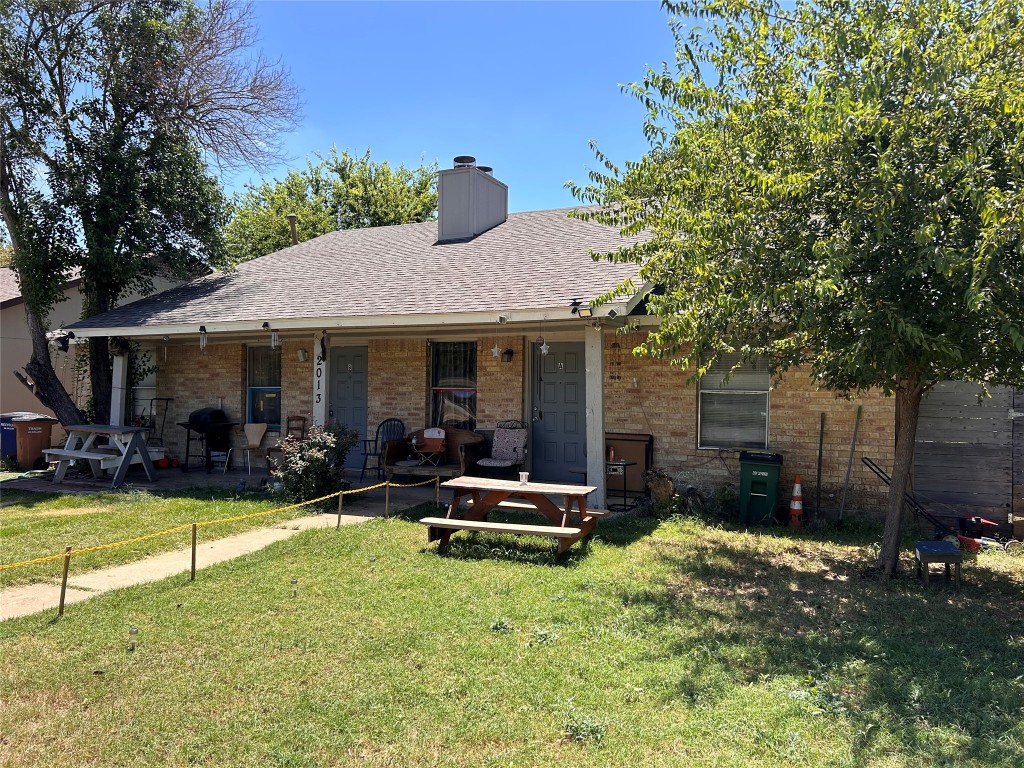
[247,346,282,428]
[431,341,477,430]
[698,352,770,449]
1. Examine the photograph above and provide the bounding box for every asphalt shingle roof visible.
[70,207,643,330]
[0,267,21,306]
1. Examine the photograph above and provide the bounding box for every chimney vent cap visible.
[453,155,476,168]
[478,165,493,174]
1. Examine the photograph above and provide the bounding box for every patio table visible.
[43,424,156,488]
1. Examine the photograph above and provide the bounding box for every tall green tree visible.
[0,0,299,424]
[572,0,1024,576]
[225,148,438,263]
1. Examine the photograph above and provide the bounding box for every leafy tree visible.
[225,148,438,263]
[572,0,1024,576]
[0,0,299,425]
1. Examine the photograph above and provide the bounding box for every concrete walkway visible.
[1,483,439,622]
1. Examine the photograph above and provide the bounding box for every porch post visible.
[110,353,129,426]
[585,322,606,508]
[312,333,330,426]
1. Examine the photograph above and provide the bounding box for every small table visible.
[44,425,156,488]
[606,460,637,512]
[915,540,963,591]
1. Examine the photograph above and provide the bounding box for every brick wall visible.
[367,338,429,431]
[477,335,526,428]
[151,329,898,515]
[280,339,313,427]
[156,342,245,460]
[603,330,895,515]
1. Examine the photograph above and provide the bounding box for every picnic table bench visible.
[422,476,600,556]
[43,424,156,488]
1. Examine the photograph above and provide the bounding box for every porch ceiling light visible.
[262,321,279,349]
[569,298,593,318]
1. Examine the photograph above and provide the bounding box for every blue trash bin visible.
[0,415,17,460]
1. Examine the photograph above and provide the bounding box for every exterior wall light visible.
[199,326,207,353]
[501,349,514,363]
[569,298,593,318]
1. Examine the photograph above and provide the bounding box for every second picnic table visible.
[43,424,156,488]
[421,475,603,555]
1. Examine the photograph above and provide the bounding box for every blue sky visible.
[231,1,679,212]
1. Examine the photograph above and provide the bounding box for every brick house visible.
[67,159,903,514]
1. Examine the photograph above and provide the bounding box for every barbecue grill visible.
[177,407,239,472]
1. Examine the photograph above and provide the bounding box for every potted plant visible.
[643,468,675,507]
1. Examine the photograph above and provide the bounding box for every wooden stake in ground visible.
[336,492,344,529]
[839,405,862,526]
[815,413,825,524]
[190,524,197,582]
[57,546,72,618]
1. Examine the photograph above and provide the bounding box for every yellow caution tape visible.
[0,552,69,571]
[0,478,436,571]
[386,478,440,489]
[74,524,194,555]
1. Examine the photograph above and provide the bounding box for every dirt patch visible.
[6,506,111,519]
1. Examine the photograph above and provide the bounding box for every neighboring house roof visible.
[0,267,21,306]
[0,266,83,309]
[68,207,644,334]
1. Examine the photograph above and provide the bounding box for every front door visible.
[530,342,586,483]
[329,346,368,470]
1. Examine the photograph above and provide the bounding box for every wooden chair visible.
[267,416,308,469]
[285,415,307,440]
[360,418,405,482]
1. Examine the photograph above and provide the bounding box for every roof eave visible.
[66,301,639,339]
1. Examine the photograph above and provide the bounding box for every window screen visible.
[248,346,282,428]
[698,352,769,449]
[431,341,477,430]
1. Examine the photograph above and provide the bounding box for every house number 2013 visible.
[314,356,325,404]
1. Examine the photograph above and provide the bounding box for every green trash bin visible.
[738,451,783,525]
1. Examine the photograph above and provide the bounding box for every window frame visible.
[697,354,771,450]
[246,345,282,430]
[430,340,477,430]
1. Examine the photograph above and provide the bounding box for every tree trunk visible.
[89,335,113,424]
[877,380,926,578]
[21,304,85,426]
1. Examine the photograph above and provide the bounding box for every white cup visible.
[519,472,529,485]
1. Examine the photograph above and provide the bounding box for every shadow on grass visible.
[390,503,662,566]
[622,527,1024,765]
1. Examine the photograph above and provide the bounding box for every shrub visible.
[273,423,358,503]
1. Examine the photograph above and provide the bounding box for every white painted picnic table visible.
[43,424,156,488]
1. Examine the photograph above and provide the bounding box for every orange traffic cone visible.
[789,475,804,530]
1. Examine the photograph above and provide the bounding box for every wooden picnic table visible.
[421,476,604,556]
[43,424,156,488]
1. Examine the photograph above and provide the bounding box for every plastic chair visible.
[360,418,405,481]
[242,423,268,475]
[476,420,528,476]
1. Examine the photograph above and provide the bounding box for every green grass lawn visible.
[2,511,1022,767]
[0,487,351,587]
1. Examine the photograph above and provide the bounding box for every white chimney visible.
[437,156,508,242]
